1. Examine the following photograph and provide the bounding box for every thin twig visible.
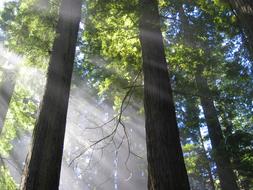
[69,70,142,166]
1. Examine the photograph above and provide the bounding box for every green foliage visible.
[0,1,17,32]
[0,0,252,188]
[0,167,17,190]
[82,1,253,186]
[196,0,238,36]
[0,0,59,69]
[81,0,142,110]
[0,85,38,156]
[227,131,253,177]
[166,1,253,188]
[183,143,215,189]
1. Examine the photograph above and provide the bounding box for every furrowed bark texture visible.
[139,0,190,189]
[20,0,81,189]
[195,68,239,190]
[0,69,16,132]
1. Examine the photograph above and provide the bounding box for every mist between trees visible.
[0,0,252,190]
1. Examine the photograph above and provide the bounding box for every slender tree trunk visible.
[20,0,81,189]
[184,97,216,190]
[0,69,16,132]
[139,0,190,189]
[195,66,239,190]
[198,128,216,190]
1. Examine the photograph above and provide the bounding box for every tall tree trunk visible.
[184,97,216,190]
[195,66,239,190]
[139,0,190,189]
[0,69,16,132]
[198,128,216,190]
[20,0,81,189]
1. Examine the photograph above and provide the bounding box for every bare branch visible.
[68,70,142,167]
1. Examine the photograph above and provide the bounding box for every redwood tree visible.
[20,0,82,189]
[184,97,216,190]
[139,0,190,189]
[195,66,239,190]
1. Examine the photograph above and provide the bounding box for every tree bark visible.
[0,69,16,132]
[20,0,81,189]
[195,66,239,190]
[139,0,190,189]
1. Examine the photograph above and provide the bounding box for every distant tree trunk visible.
[226,0,253,56]
[195,66,239,190]
[184,97,216,190]
[139,0,190,189]
[198,128,216,190]
[20,0,81,189]
[0,69,16,132]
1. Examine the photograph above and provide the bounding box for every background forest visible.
[0,0,252,189]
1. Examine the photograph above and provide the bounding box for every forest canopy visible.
[0,0,252,189]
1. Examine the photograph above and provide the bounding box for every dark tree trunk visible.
[139,0,190,189]
[195,67,239,190]
[0,69,16,132]
[226,0,253,56]
[20,0,81,189]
